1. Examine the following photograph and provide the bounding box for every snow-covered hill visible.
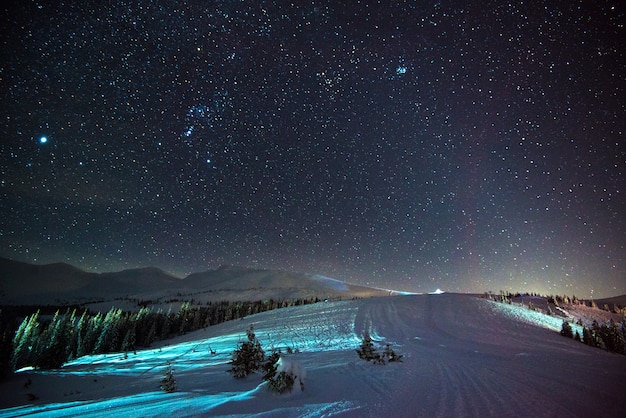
[0,258,393,310]
[1,294,624,417]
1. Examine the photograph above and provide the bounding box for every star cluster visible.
[1,1,624,298]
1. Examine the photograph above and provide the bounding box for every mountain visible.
[0,258,393,309]
[179,265,393,301]
[0,294,624,416]
[0,258,94,303]
[0,258,181,306]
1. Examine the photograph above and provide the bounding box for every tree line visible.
[2,297,322,375]
[486,291,625,315]
[484,290,626,356]
[561,318,626,355]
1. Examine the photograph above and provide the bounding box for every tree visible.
[356,332,381,363]
[560,321,574,339]
[121,323,137,354]
[263,355,305,393]
[228,325,265,378]
[95,308,123,354]
[160,362,176,393]
[357,332,403,365]
[261,351,281,382]
[35,309,75,369]
[11,311,41,371]
[582,327,595,346]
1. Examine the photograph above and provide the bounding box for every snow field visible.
[1,294,625,417]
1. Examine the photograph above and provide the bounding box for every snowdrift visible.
[1,294,625,417]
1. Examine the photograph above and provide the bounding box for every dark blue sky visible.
[1,1,624,298]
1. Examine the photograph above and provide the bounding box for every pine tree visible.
[228,325,265,378]
[160,362,177,393]
[582,327,594,346]
[121,323,137,354]
[81,312,103,356]
[95,308,122,353]
[560,320,574,339]
[263,355,305,393]
[261,351,281,382]
[11,311,40,371]
[35,309,75,369]
[356,332,380,362]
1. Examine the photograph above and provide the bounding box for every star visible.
[0,1,623,298]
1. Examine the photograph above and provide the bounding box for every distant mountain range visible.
[0,258,395,310]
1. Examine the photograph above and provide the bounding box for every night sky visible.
[1,1,624,298]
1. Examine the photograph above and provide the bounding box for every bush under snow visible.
[265,355,306,393]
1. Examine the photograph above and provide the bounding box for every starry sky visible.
[1,1,625,298]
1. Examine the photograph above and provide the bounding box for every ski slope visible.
[1,294,625,417]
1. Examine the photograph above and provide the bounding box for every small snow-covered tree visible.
[160,362,176,393]
[357,332,403,365]
[228,325,265,378]
[264,355,305,393]
[261,351,281,381]
[357,332,381,363]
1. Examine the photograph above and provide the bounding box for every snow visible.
[1,294,625,417]
[274,356,306,391]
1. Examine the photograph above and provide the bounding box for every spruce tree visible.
[228,325,265,378]
[35,309,75,369]
[582,327,595,346]
[160,363,177,393]
[560,320,574,339]
[11,311,40,371]
[356,332,379,362]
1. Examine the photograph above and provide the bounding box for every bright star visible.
[39,136,48,144]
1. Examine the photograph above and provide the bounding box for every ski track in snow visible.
[1,294,625,417]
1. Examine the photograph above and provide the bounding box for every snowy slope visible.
[1,294,625,417]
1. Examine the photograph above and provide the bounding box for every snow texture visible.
[1,294,625,417]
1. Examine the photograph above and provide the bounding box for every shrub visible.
[382,343,403,363]
[264,355,305,393]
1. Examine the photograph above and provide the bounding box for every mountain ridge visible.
[0,257,393,309]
